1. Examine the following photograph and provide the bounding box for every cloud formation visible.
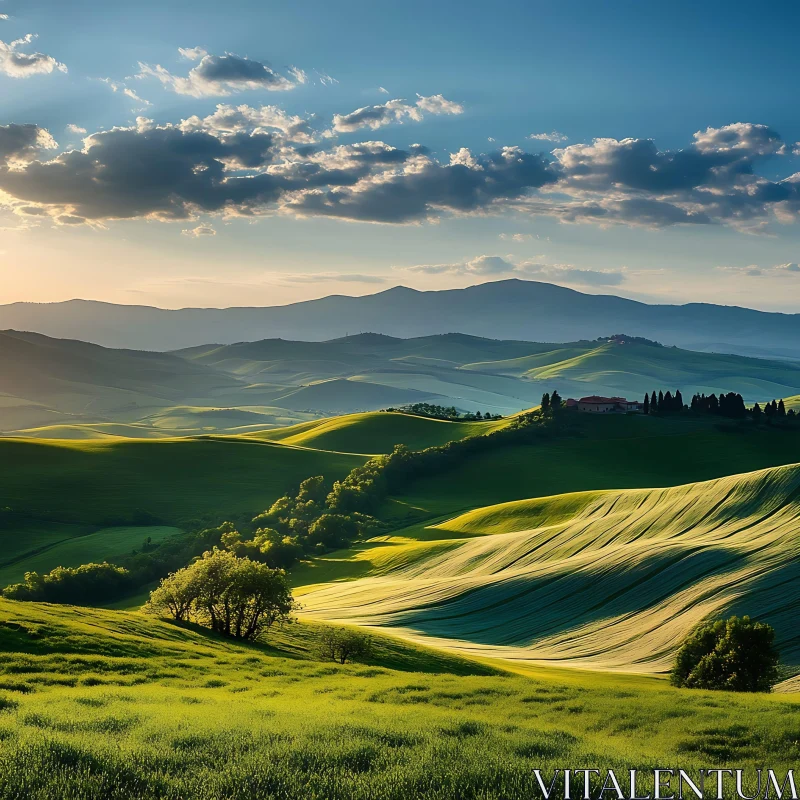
[179,103,317,142]
[138,48,302,97]
[331,94,463,133]
[2,118,800,232]
[0,123,57,166]
[528,131,568,143]
[401,255,624,286]
[182,223,216,237]
[0,34,66,78]
[718,262,800,277]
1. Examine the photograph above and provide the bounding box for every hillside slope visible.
[299,463,800,674]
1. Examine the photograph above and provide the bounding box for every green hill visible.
[0,437,363,585]
[463,340,800,402]
[299,462,800,674]
[248,411,510,454]
[385,412,800,520]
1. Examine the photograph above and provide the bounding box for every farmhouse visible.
[575,396,641,413]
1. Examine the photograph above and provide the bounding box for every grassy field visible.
[248,411,510,454]
[0,437,363,585]
[299,462,800,674]
[0,526,183,588]
[385,413,800,520]
[0,598,799,799]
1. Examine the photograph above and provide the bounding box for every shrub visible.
[317,627,374,664]
[145,549,296,641]
[671,616,780,692]
[2,562,132,605]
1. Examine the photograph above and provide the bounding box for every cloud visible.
[4,116,800,232]
[66,124,87,135]
[718,262,800,277]
[0,34,66,78]
[378,86,389,95]
[179,103,317,143]
[331,94,463,133]
[0,123,57,166]
[182,224,216,237]
[499,232,533,242]
[0,15,9,21]
[404,255,515,275]
[101,78,151,108]
[516,261,625,286]
[401,254,624,286]
[528,131,568,143]
[281,272,387,284]
[138,48,302,97]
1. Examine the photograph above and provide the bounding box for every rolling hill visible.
[4,328,800,438]
[3,280,800,358]
[299,462,800,674]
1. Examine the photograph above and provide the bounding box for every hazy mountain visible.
[4,327,800,437]
[2,280,800,357]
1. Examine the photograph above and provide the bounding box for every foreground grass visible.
[0,600,799,799]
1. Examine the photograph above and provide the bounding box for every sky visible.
[2,0,800,311]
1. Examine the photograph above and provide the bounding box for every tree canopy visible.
[671,615,780,692]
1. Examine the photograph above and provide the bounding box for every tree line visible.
[641,389,794,420]
[384,403,504,421]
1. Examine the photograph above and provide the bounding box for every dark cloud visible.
[1,118,800,231]
[138,49,301,97]
[0,123,56,165]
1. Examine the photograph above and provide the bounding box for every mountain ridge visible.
[2,279,799,356]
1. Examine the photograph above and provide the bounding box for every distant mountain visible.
[2,280,800,357]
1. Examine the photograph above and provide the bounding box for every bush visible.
[2,562,132,605]
[145,549,296,640]
[317,627,374,664]
[671,616,780,692]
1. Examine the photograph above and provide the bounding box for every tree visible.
[550,390,562,412]
[675,389,684,410]
[752,402,762,421]
[317,626,374,664]
[778,399,787,417]
[3,562,132,606]
[145,549,296,641]
[650,391,658,414]
[540,392,551,415]
[671,616,780,692]
[643,393,649,414]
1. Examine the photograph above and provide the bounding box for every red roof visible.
[579,396,637,404]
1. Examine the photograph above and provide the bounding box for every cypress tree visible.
[675,389,683,410]
[643,393,650,414]
[778,399,786,417]
[651,391,658,414]
[541,392,551,414]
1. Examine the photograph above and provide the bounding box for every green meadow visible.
[0,598,799,800]
[3,404,800,798]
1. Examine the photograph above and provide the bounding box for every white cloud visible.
[331,93,463,133]
[399,254,624,286]
[66,124,87,135]
[182,224,216,237]
[138,48,302,97]
[101,78,151,108]
[179,103,317,142]
[528,131,568,143]
[499,232,533,242]
[378,86,389,95]
[0,34,66,78]
[718,262,800,277]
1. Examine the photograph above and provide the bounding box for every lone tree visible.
[317,626,374,664]
[671,615,780,692]
[540,392,551,415]
[145,549,296,641]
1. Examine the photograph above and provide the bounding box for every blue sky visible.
[2,0,800,310]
